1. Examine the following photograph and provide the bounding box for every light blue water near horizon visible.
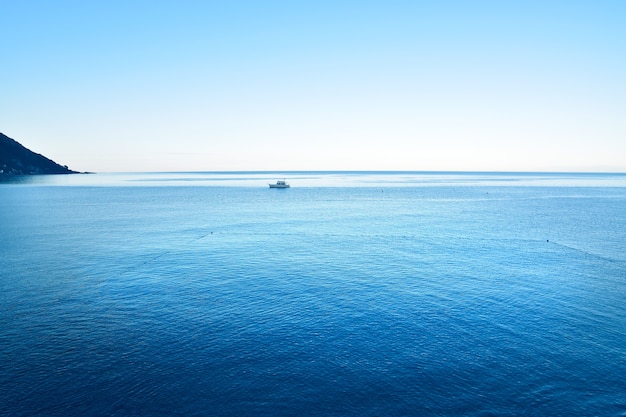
[1,172,626,416]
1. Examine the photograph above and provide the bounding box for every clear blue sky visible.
[2,1,625,172]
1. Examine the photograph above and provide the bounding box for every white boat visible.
[269,180,290,188]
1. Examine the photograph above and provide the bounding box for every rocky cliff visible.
[0,132,78,175]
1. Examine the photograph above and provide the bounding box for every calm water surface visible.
[1,172,625,416]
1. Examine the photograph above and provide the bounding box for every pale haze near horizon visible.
[2,1,625,173]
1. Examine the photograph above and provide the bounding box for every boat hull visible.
[269,180,290,188]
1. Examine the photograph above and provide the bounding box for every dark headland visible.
[0,132,79,175]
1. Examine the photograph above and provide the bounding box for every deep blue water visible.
[1,172,626,416]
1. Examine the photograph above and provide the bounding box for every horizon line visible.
[84,170,626,175]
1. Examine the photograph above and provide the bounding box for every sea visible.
[1,171,625,417]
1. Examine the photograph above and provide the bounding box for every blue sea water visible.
[1,172,625,416]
